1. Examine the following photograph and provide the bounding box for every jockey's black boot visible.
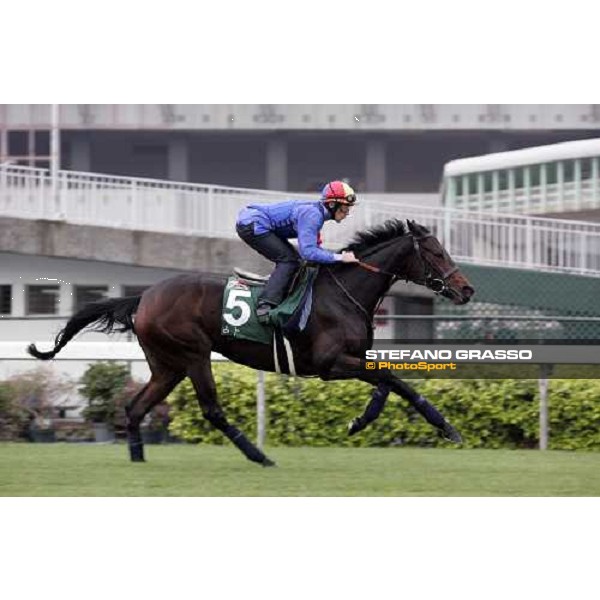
[256,262,297,324]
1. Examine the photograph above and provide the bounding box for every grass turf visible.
[0,442,598,496]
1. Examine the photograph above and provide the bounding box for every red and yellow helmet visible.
[321,181,357,205]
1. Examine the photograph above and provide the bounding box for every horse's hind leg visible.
[125,367,184,462]
[187,361,276,467]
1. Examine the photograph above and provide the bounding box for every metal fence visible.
[394,313,600,341]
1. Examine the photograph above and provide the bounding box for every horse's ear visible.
[406,219,416,233]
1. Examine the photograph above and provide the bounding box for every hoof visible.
[348,418,364,436]
[261,457,277,467]
[440,423,463,444]
[129,444,146,462]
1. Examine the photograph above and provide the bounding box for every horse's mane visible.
[343,219,415,254]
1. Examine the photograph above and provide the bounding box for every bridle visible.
[325,232,459,330]
[357,233,458,296]
[405,233,459,295]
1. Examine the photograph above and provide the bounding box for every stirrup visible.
[256,305,271,318]
[256,301,277,324]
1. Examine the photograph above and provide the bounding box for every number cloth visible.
[221,268,318,344]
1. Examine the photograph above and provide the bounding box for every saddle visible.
[233,268,269,285]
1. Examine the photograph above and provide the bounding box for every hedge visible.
[167,364,600,450]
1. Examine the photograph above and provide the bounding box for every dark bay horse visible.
[28,219,474,466]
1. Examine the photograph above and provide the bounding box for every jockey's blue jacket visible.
[237,200,340,263]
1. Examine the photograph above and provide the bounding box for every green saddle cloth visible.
[221,268,316,345]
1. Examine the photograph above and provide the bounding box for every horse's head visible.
[404,219,474,305]
[345,219,474,306]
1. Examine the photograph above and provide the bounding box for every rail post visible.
[50,104,63,219]
[257,370,266,449]
[538,364,552,450]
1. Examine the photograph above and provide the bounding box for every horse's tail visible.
[27,295,142,360]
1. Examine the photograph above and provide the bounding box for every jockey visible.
[236,180,360,321]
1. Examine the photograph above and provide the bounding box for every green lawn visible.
[0,443,598,496]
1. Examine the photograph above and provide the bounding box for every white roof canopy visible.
[444,138,600,177]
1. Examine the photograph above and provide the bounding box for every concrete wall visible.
[0,216,273,274]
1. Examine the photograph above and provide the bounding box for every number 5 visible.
[224,289,252,326]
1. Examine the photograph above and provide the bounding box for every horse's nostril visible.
[462,286,475,298]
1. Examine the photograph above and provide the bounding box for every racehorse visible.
[28,219,474,466]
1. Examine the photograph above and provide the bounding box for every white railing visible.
[370,203,600,276]
[0,164,438,237]
[2,164,600,277]
[0,164,298,237]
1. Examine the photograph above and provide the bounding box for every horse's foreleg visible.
[379,373,462,443]
[319,356,391,435]
[323,355,462,443]
[348,382,392,436]
[188,362,276,467]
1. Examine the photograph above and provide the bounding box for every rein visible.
[357,260,396,277]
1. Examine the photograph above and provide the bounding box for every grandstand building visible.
[2,104,600,193]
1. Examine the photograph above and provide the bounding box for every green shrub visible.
[79,362,130,424]
[77,363,169,435]
[167,364,600,450]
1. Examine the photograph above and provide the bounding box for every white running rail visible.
[371,203,600,277]
[2,164,600,277]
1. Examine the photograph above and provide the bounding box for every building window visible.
[122,285,149,297]
[0,285,11,314]
[26,285,59,315]
[74,285,108,312]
